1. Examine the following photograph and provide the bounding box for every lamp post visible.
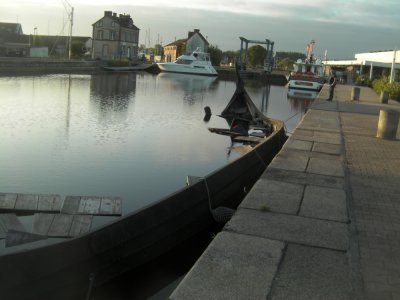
[390,49,397,84]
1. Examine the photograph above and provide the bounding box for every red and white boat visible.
[287,40,325,91]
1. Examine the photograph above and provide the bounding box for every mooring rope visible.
[203,177,213,211]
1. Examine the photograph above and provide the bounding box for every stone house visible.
[163,29,209,62]
[92,11,140,60]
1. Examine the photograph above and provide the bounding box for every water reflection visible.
[286,89,317,113]
[89,73,137,125]
[91,73,137,99]
[156,73,217,104]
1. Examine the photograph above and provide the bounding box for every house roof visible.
[0,22,22,35]
[164,29,209,48]
[164,38,187,47]
[92,11,140,31]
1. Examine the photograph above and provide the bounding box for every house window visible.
[97,30,103,40]
[110,31,116,40]
[111,21,116,27]
[97,20,103,27]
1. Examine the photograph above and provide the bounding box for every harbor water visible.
[0,72,311,221]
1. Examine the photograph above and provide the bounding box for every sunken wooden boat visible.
[0,74,286,300]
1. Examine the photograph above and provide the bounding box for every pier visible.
[0,193,121,248]
[171,84,400,299]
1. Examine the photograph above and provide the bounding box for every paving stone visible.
[307,157,345,177]
[262,168,345,190]
[280,147,341,161]
[270,244,353,300]
[291,129,314,137]
[313,142,343,155]
[170,231,284,300]
[226,209,349,251]
[313,131,342,144]
[268,152,309,172]
[299,185,348,222]
[240,179,304,215]
[284,139,313,151]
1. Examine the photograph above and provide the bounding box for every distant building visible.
[30,35,91,58]
[163,38,187,62]
[0,22,30,56]
[92,11,140,60]
[325,50,400,83]
[163,29,209,62]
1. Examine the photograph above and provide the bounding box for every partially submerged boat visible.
[0,71,285,300]
[287,40,325,91]
[157,48,218,76]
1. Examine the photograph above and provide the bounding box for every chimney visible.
[194,29,200,33]
[104,11,112,17]
[113,13,117,17]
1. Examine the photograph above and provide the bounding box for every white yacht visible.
[157,48,218,76]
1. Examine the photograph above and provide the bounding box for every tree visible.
[275,51,305,62]
[222,50,240,66]
[71,41,86,58]
[208,44,223,66]
[276,57,294,71]
[139,44,146,53]
[274,51,306,71]
[154,44,163,56]
[248,45,267,67]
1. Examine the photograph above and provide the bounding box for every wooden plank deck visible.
[5,230,47,248]
[0,193,61,213]
[0,192,121,246]
[33,213,93,237]
[0,214,26,239]
[61,196,122,216]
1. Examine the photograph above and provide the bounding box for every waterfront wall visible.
[0,57,101,75]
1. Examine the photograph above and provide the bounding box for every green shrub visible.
[372,77,400,101]
[355,74,372,87]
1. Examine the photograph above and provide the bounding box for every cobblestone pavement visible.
[321,84,400,299]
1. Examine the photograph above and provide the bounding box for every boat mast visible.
[62,0,74,60]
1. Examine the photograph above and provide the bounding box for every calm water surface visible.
[0,72,310,219]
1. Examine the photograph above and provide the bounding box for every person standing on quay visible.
[328,71,337,101]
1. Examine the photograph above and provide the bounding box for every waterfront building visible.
[324,50,399,83]
[91,11,140,60]
[163,29,209,62]
[0,22,29,57]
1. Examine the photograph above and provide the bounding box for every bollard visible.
[376,109,400,139]
[380,90,389,104]
[351,86,360,101]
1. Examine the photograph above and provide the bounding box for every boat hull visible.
[287,78,323,91]
[157,62,218,76]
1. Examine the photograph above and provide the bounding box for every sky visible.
[0,0,399,59]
